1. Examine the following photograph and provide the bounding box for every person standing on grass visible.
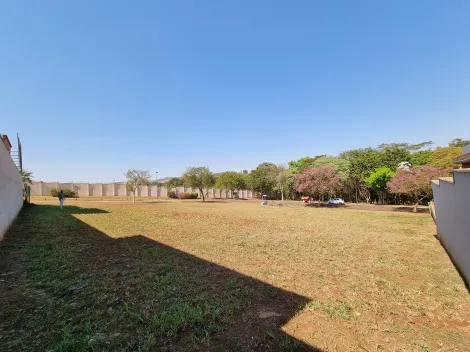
[58,189,65,209]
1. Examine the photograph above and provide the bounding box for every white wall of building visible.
[432,170,470,282]
[0,143,23,240]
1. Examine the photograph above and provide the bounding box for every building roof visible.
[1,134,12,151]
[454,152,470,164]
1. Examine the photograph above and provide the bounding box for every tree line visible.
[125,138,468,207]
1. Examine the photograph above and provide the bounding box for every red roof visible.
[1,134,12,151]
[454,152,470,164]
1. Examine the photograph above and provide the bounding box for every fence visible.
[0,139,23,240]
[30,182,256,199]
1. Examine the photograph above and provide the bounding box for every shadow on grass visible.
[0,204,321,351]
[433,234,470,293]
[304,202,345,209]
[392,206,429,214]
[303,203,430,214]
[197,200,229,203]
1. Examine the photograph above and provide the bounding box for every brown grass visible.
[1,201,469,351]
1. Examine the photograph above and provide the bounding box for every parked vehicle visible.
[301,196,311,203]
[328,198,345,205]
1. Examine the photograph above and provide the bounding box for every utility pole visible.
[156,171,159,200]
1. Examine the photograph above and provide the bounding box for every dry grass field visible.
[1,201,469,351]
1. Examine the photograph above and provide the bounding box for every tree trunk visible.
[133,190,135,204]
[200,188,205,202]
[355,180,358,203]
[414,196,424,213]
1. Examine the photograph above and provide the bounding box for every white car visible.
[328,198,345,205]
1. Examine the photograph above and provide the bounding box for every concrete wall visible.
[30,181,255,199]
[432,169,470,282]
[0,142,23,240]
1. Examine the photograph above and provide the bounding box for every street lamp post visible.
[155,172,159,200]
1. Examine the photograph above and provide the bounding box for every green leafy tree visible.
[430,147,462,168]
[377,141,433,152]
[288,155,325,174]
[410,150,433,166]
[339,148,384,202]
[387,166,449,212]
[272,165,290,201]
[365,167,394,204]
[164,177,183,190]
[20,169,34,184]
[125,169,152,204]
[382,146,411,170]
[312,156,350,179]
[448,138,470,148]
[215,171,246,198]
[247,163,276,196]
[182,166,215,202]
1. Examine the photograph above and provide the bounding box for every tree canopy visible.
[121,138,466,204]
[182,167,215,202]
[21,169,34,184]
[365,167,394,204]
[125,169,151,204]
[294,167,342,200]
[410,150,433,166]
[387,166,449,211]
[164,177,183,190]
[311,156,350,179]
[430,147,462,169]
[448,138,470,148]
[377,141,433,152]
[215,172,246,196]
[382,146,411,170]
[247,163,276,195]
[287,155,325,174]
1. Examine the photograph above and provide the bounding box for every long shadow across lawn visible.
[0,204,320,351]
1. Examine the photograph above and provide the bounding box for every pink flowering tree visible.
[386,166,450,212]
[295,167,342,201]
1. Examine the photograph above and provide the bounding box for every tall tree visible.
[339,148,384,202]
[410,150,433,166]
[164,177,183,190]
[124,169,151,204]
[272,165,290,201]
[247,163,277,195]
[382,146,411,170]
[20,169,34,184]
[294,167,342,201]
[182,166,215,202]
[377,141,433,152]
[365,167,394,204]
[288,155,325,174]
[448,138,470,148]
[430,147,462,169]
[387,166,449,212]
[311,156,350,179]
[215,171,246,198]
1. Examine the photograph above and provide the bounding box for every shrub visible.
[49,188,75,198]
[178,192,189,199]
[178,192,199,199]
[168,191,178,199]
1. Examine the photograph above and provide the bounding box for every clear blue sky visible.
[1,1,469,182]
